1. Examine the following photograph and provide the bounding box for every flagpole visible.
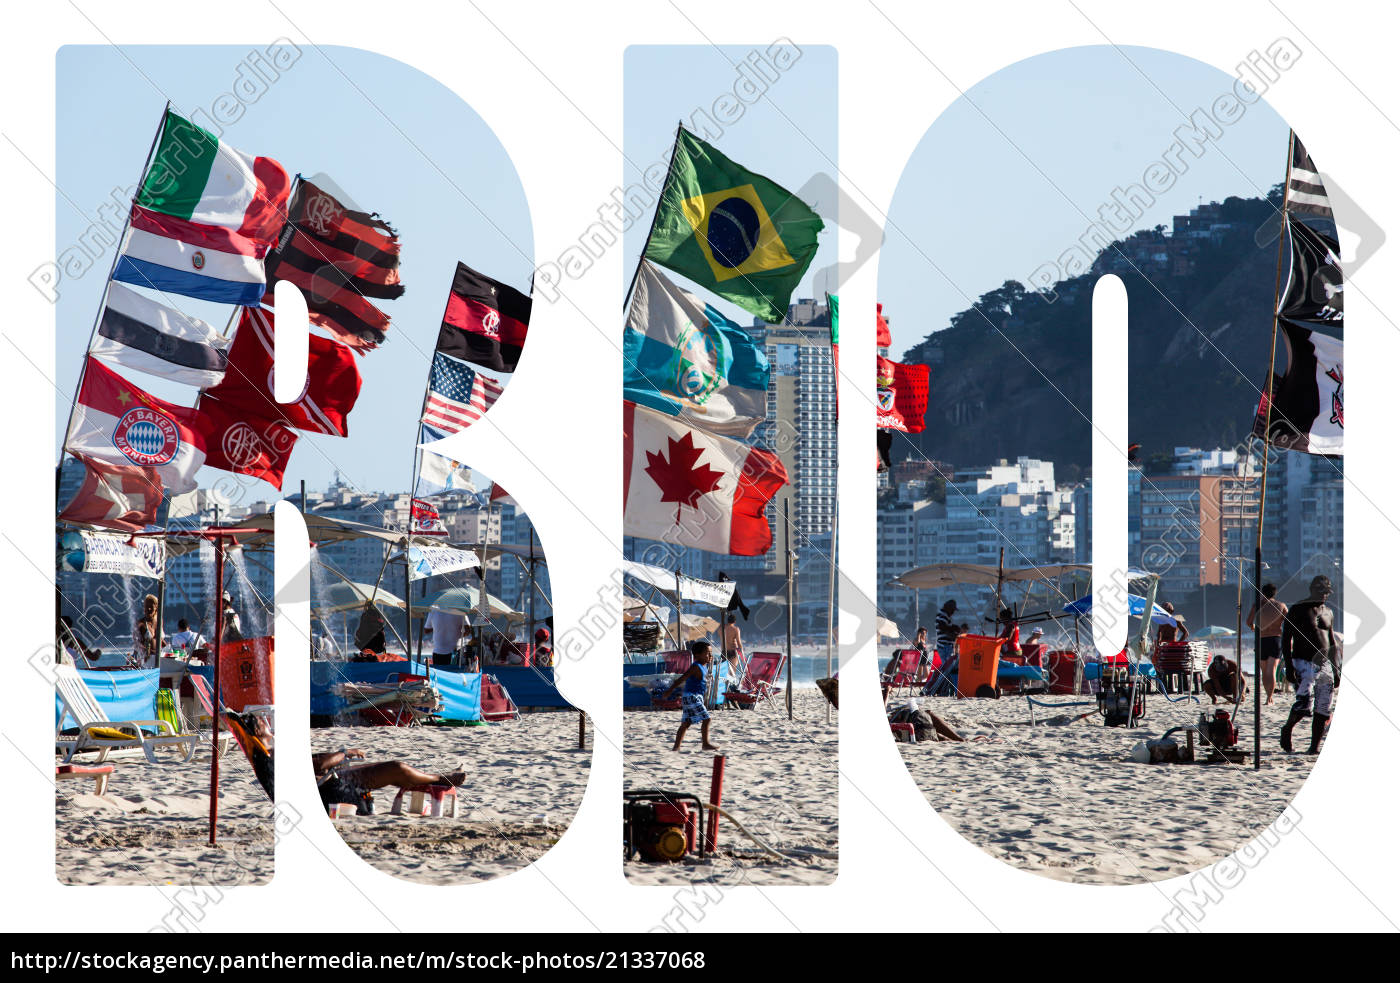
[1253,128,1296,771]
[623,121,685,313]
[58,101,171,470]
[825,506,837,725]
[784,497,794,722]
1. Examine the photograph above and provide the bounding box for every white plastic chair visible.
[54,665,196,765]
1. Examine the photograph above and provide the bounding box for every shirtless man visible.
[1280,575,1341,754]
[722,615,743,667]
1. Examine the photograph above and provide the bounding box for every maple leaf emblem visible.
[644,431,725,523]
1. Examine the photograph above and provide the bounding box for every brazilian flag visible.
[644,128,824,323]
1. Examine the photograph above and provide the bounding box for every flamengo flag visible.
[203,307,362,436]
[58,453,163,533]
[91,282,230,388]
[623,260,768,437]
[195,396,297,489]
[623,400,788,556]
[1287,133,1332,220]
[65,357,207,494]
[438,262,532,373]
[877,356,930,433]
[266,176,404,300]
[136,109,290,245]
[1253,319,1343,455]
[421,351,503,437]
[644,127,824,323]
[113,205,270,305]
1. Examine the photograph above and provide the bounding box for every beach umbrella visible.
[312,581,405,614]
[877,617,901,639]
[680,613,719,640]
[420,586,525,623]
[1063,593,1175,626]
[1193,625,1238,639]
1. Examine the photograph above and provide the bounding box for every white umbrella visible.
[312,581,405,614]
[420,586,525,623]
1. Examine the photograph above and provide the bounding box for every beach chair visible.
[187,674,236,756]
[738,651,786,706]
[55,763,115,796]
[54,665,196,765]
[480,674,520,722]
[882,649,922,696]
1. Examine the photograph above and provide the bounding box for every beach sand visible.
[624,689,838,886]
[55,710,591,886]
[56,741,274,887]
[895,685,1321,884]
[314,710,591,884]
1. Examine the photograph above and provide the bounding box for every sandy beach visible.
[56,741,274,887]
[624,689,838,886]
[894,684,1320,884]
[314,711,591,884]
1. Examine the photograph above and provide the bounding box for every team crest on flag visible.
[680,183,798,282]
[112,408,181,466]
[675,319,722,402]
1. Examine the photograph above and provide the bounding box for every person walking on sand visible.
[722,615,744,669]
[663,640,720,753]
[1281,575,1341,755]
[1247,583,1288,705]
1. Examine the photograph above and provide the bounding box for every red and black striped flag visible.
[437,261,532,373]
[263,177,401,352]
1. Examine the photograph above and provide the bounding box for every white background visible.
[3,0,1396,933]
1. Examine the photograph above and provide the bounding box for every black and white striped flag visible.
[1287,133,1332,219]
[89,283,230,388]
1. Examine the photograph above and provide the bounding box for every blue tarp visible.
[57,668,159,730]
[308,661,483,721]
[486,666,570,708]
[1082,661,1158,681]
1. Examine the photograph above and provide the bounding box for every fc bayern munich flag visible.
[65,358,207,494]
[437,261,532,373]
[58,453,163,533]
[623,400,788,556]
[202,307,362,437]
[876,356,930,434]
[194,397,297,490]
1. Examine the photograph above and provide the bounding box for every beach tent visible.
[313,580,406,614]
[420,586,525,623]
[1063,593,1176,626]
[894,562,1089,590]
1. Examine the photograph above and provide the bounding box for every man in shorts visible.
[1280,575,1341,754]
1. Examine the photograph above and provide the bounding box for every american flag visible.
[421,351,502,435]
[1287,132,1332,219]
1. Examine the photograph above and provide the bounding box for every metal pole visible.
[208,529,225,846]
[784,499,794,722]
[1253,131,1295,770]
[623,121,684,313]
[824,507,837,724]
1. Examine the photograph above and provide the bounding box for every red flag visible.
[876,303,892,348]
[58,453,163,532]
[194,398,298,490]
[489,483,518,508]
[410,497,440,531]
[877,356,930,434]
[204,307,362,436]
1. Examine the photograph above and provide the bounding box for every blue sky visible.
[878,45,1291,356]
[55,44,532,497]
[623,44,839,321]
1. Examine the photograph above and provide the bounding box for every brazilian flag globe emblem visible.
[645,128,824,323]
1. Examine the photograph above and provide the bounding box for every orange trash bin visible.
[955,634,1003,698]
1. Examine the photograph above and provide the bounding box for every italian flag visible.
[136,109,290,246]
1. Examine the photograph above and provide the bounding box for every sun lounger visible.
[54,665,196,765]
[882,649,922,696]
[187,674,237,755]
[55,763,115,795]
[480,674,520,722]
[737,651,786,706]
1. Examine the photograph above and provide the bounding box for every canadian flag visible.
[58,453,163,532]
[623,400,788,556]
